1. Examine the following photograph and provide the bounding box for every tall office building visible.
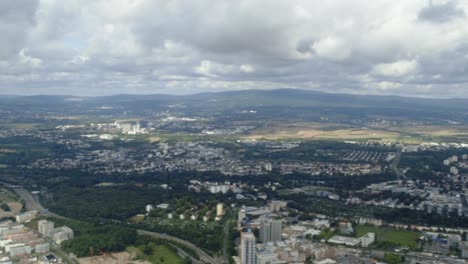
[38,219,54,237]
[270,220,282,242]
[259,221,270,243]
[240,231,256,264]
[259,220,282,243]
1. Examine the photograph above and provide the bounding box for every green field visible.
[355,225,420,248]
[0,188,18,203]
[129,243,183,264]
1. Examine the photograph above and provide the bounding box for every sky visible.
[1,0,468,97]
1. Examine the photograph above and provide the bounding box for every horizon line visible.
[0,88,467,101]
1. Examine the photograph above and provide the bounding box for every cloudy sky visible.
[1,0,468,97]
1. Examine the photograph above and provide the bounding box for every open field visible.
[244,123,404,142]
[385,125,468,142]
[0,188,22,219]
[154,133,238,143]
[0,123,40,129]
[129,214,145,224]
[243,122,468,143]
[355,225,420,248]
[0,188,19,203]
[128,244,183,264]
[147,136,162,143]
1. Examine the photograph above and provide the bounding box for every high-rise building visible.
[259,220,282,243]
[259,221,270,243]
[270,220,282,242]
[240,231,256,264]
[38,220,54,237]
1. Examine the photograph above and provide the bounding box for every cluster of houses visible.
[0,212,73,263]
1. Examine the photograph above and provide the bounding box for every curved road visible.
[137,230,218,264]
[390,150,406,180]
[1,181,76,263]
[1,181,218,264]
[1,182,66,219]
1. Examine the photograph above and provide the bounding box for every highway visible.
[390,150,406,180]
[137,229,218,264]
[0,181,66,219]
[1,181,218,264]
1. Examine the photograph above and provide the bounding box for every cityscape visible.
[2,0,468,264]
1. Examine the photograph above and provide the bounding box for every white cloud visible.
[372,60,419,77]
[377,81,402,90]
[240,64,254,73]
[312,37,352,61]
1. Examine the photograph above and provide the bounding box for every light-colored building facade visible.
[240,232,256,264]
[15,211,36,224]
[35,243,50,254]
[52,226,74,244]
[260,220,282,243]
[9,245,32,257]
[38,220,54,237]
[360,233,375,247]
[217,203,224,216]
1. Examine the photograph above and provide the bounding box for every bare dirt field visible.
[0,189,22,219]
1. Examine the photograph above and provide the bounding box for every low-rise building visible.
[9,245,31,257]
[15,212,36,224]
[34,243,50,254]
[327,235,361,247]
[360,233,375,247]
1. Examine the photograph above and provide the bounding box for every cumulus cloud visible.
[418,0,465,23]
[372,60,419,77]
[1,0,468,97]
[312,37,352,61]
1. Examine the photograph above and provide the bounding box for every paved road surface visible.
[390,150,406,180]
[0,181,67,219]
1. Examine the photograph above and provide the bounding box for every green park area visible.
[355,225,420,248]
[128,242,184,264]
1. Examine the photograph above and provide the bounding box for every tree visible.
[143,244,154,255]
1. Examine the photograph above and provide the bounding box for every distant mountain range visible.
[2,89,468,121]
[5,88,468,108]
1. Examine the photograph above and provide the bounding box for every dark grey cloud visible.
[418,0,465,23]
[0,0,38,59]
